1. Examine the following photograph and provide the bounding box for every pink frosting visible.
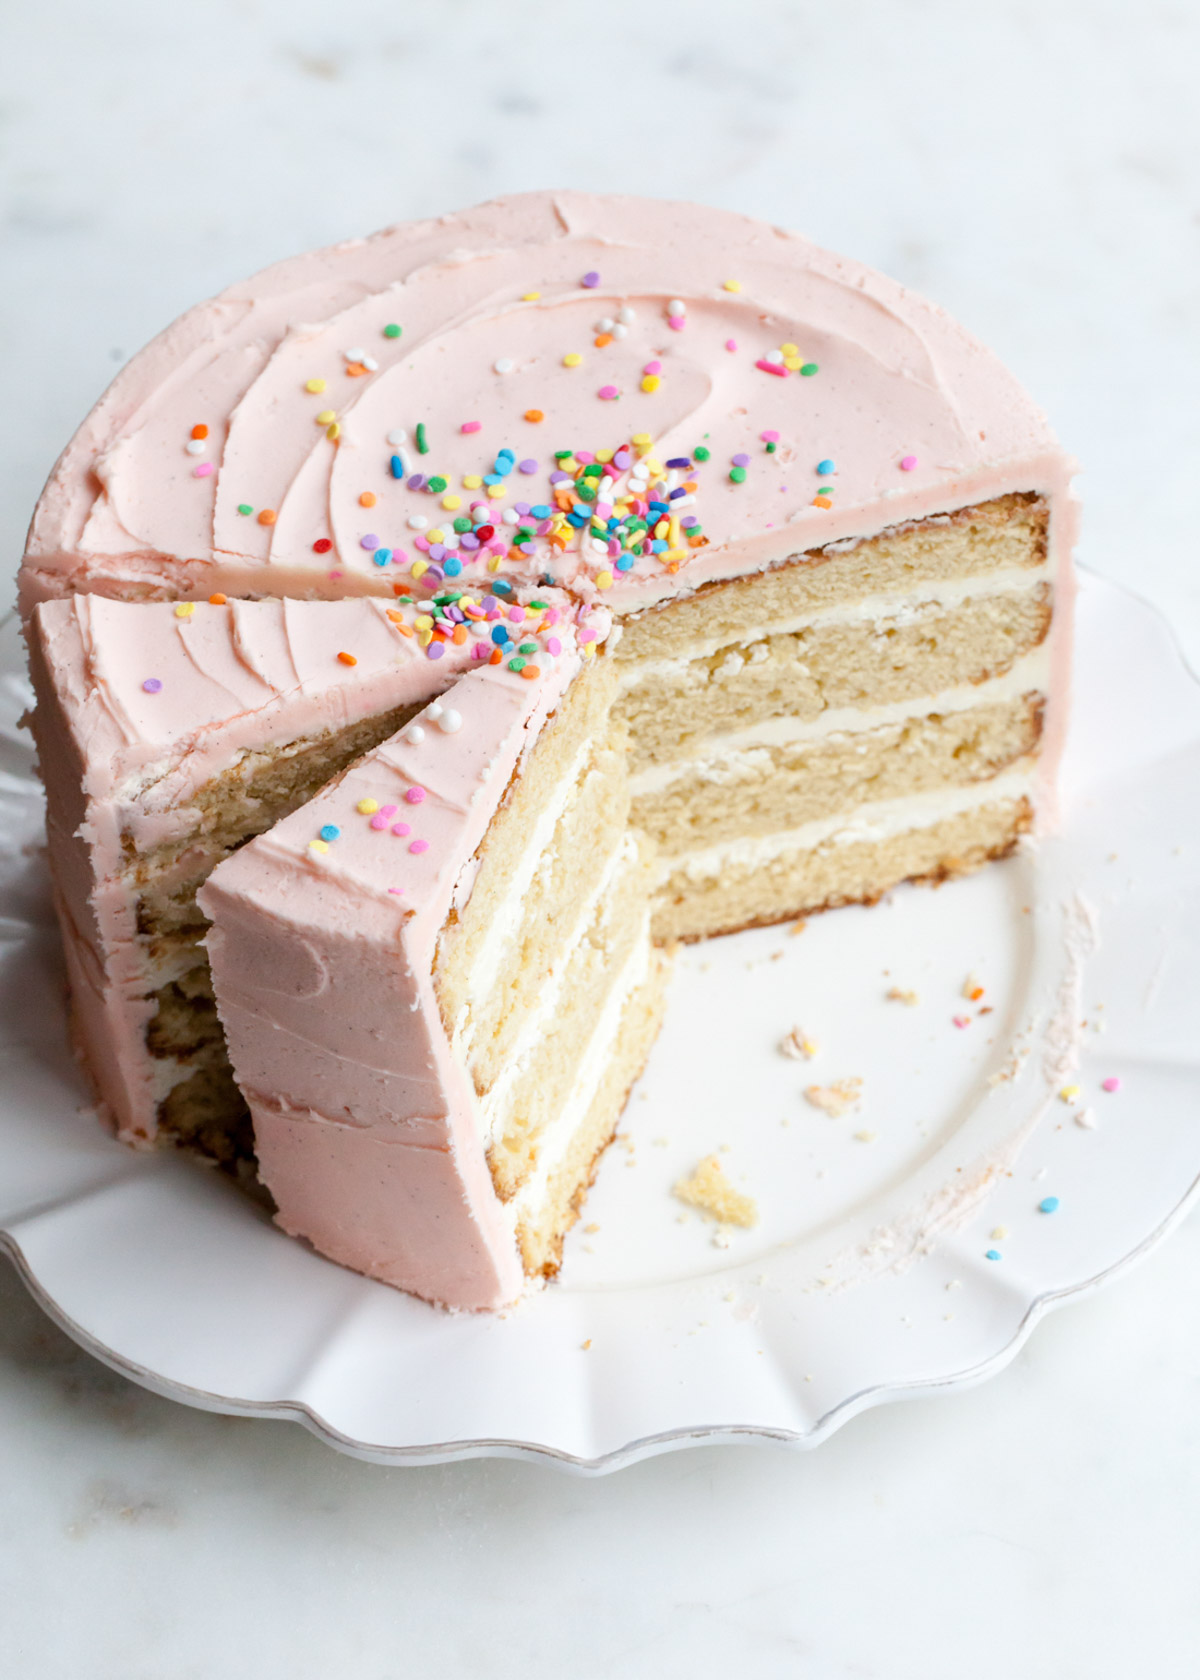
[197,645,592,1309]
[21,191,1075,622]
[27,589,596,1146]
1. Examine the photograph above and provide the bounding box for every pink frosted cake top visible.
[23,191,1070,616]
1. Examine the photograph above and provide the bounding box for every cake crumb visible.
[887,986,919,1006]
[673,1155,759,1228]
[584,1223,600,1234]
[779,1025,818,1061]
[853,1129,877,1143]
[991,1225,1008,1240]
[805,1077,863,1116]
[1075,1107,1097,1129]
[789,917,808,936]
[962,973,985,1002]
[580,1339,592,1351]
[712,1228,732,1249]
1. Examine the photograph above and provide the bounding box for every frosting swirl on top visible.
[24,192,1068,618]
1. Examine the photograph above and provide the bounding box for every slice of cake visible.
[198,654,666,1307]
[22,191,1076,1309]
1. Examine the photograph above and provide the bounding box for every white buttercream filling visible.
[618,566,1050,686]
[665,766,1036,883]
[629,647,1051,796]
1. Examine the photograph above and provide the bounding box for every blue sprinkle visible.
[490,625,510,645]
[319,824,340,843]
[497,447,515,462]
[1039,1196,1060,1214]
[484,474,503,486]
[443,557,462,577]
[985,1249,1002,1262]
[390,454,406,479]
[491,579,513,596]
[648,499,669,513]
[817,459,836,476]
[650,539,667,554]
[615,555,635,572]
[530,504,552,519]
[493,457,514,477]
[372,548,392,567]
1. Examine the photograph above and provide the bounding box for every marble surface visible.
[2,0,1199,1672]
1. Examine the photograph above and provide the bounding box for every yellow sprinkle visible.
[582,641,596,657]
[780,342,799,357]
[722,279,742,292]
[418,630,432,647]
[562,352,583,368]
[356,798,379,815]
[783,357,802,372]
[309,839,329,854]
[441,494,461,511]
[631,432,652,448]
[326,423,340,440]
[595,569,613,590]
[645,457,663,477]
[411,559,429,579]
[521,291,541,301]
[174,602,195,619]
[486,484,506,499]
[1059,1084,1081,1103]
[991,1225,1009,1241]
[595,448,614,463]
[305,378,327,394]
[487,555,503,573]
[428,528,444,544]
[414,614,434,631]
[462,474,483,490]
[641,375,660,393]
[316,409,336,424]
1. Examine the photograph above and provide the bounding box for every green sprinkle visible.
[529,599,548,610]
[508,656,527,673]
[428,475,448,493]
[693,445,711,462]
[800,362,819,377]
[415,423,429,455]
[582,462,604,479]
[729,466,747,484]
[453,517,471,533]
[576,483,596,503]
[236,503,253,516]
[518,641,538,654]
[765,442,777,453]
[554,449,573,461]
[383,323,402,339]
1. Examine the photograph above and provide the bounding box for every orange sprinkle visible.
[684,480,698,493]
[337,651,357,666]
[667,561,681,574]
[523,408,544,423]
[345,362,368,377]
[519,664,540,680]
[813,496,833,509]
[386,612,414,636]
[594,333,613,348]
[451,624,468,646]
[208,592,227,605]
[359,491,377,508]
[191,423,209,440]
[257,509,276,526]
[391,581,407,596]
[488,648,503,665]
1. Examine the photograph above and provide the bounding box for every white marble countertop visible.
[3,1,1199,1673]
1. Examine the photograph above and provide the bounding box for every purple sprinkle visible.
[360,533,380,550]
[581,271,600,288]
[142,678,162,694]
[613,449,632,469]
[445,605,466,623]
[425,565,445,582]
[681,514,698,528]
[731,453,750,468]
[668,486,687,499]
[514,501,532,516]
[460,532,480,551]
[537,519,553,535]
[484,598,500,619]
[426,642,445,661]
[518,459,538,475]
[428,543,446,561]
[549,470,571,485]
[407,473,427,491]
[666,456,692,469]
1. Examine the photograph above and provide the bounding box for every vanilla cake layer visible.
[654,781,1033,943]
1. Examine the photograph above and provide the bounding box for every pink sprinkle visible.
[405,787,426,805]
[379,805,397,819]
[460,420,482,434]
[900,455,918,471]
[391,822,411,838]
[544,607,559,625]
[414,535,431,552]
[470,642,489,660]
[370,814,389,831]
[595,501,613,519]
[328,569,343,580]
[546,636,562,656]
[643,360,662,376]
[761,430,780,443]
[1101,1076,1121,1093]
[725,339,738,352]
[387,888,405,895]
[952,1015,971,1029]
[391,548,408,565]
[667,315,686,332]
[193,462,213,478]
[577,627,596,645]
[575,451,595,465]
[598,385,619,401]
[409,839,429,855]
[508,604,526,623]
[755,359,788,378]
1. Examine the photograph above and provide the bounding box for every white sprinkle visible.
[386,429,409,446]
[617,305,636,324]
[404,725,426,744]
[611,322,628,339]
[501,507,520,525]
[479,764,492,782]
[436,708,463,734]
[1075,1107,1097,1129]
[425,700,444,720]
[442,532,460,550]
[185,438,206,456]
[345,346,367,362]
[765,348,784,364]
[360,355,379,372]
[493,357,515,374]
[407,515,428,531]
[597,317,615,333]
[668,299,686,316]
